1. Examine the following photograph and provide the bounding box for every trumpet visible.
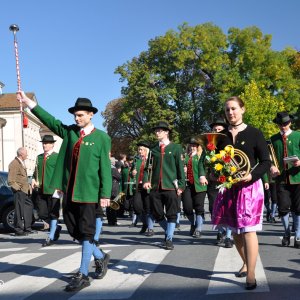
[110,192,125,210]
[267,140,280,175]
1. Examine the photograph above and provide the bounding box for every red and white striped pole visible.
[9,24,28,134]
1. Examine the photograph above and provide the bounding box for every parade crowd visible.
[6,92,300,292]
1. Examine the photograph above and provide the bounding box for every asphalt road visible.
[0,212,299,300]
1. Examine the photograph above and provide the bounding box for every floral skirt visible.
[212,179,264,232]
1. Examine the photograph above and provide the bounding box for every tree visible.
[104,23,300,146]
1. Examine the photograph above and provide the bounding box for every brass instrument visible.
[196,132,251,180]
[267,140,280,174]
[110,192,125,210]
[147,150,154,184]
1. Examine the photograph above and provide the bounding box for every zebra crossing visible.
[0,239,270,300]
[0,244,170,300]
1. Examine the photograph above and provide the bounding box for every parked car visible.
[0,171,15,231]
[0,171,37,232]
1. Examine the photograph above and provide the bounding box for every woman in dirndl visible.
[212,96,271,290]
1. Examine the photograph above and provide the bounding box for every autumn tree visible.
[104,23,300,146]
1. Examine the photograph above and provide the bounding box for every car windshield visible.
[0,172,10,194]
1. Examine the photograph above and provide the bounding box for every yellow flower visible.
[214,163,223,171]
[228,176,233,183]
[230,166,237,173]
[219,150,226,157]
[210,156,217,163]
[215,153,222,159]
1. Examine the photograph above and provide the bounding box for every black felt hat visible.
[209,118,228,129]
[273,111,293,125]
[40,135,56,143]
[188,137,199,145]
[137,141,150,148]
[151,121,171,132]
[68,98,98,114]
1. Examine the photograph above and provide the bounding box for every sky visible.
[0,0,299,131]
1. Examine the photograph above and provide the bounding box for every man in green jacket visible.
[270,112,300,248]
[18,91,112,291]
[32,135,61,246]
[182,138,207,238]
[143,121,185,250]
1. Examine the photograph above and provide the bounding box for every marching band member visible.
[270,112,300,248]
[206,119,233,248]
[132,141,155,235]
[143,121,185,250]
[182,138,207,238]
[32,135,62,246]
[18,91,112,292]
[212,96,270,290]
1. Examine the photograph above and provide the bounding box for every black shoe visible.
[65,272,90,292]
[42,238,54,247]
[294,237,300,249]
[235,271,247,278]
[266,212,271,222]
[139,225,147,234]
[94,239,100,247]
[245,280,257,290]
[193,230,201,238]
[224,237,233,248]
[270,217,276,223]
[53,225,62,241]
[190,225,196,236]
[144,229,154,237]
[175,223,180,230]
[129,222,137,228]
[94,253,110,279]
[282,234,290,247]
[165,240,174,250]
[25,229,38,234]
[216,232,224,245]
[14,231,28,236]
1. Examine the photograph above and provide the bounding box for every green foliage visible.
[103,23,300,151]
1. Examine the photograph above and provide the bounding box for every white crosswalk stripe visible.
[207,246,269,294]
[70,249,170,300]
[0,252,45,273]
[0,251,82,299]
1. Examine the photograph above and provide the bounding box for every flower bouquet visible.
[197,132,250,191]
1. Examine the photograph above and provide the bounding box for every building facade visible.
[0,93,62,175]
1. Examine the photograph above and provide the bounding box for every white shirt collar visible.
[281,129,292,136]
[159,139,170,146]
[81,124,95,136]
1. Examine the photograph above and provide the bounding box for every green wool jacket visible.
[33,152,58,195]
[143,142,185,191]
[184,151,207,192]
[270,131,300,184]
[122,166,134,196]
[31,105,112,203]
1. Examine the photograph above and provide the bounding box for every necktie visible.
[159,144,165,187]
[187,156,194,184]
[73,130,85,159]
[282,134,288,170]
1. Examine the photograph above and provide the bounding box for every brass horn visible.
[195,132,227,150]
[228,147,251,179]
[197,132,251,181]
[110,192,125,210]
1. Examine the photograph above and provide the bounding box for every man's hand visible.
[270,165,280,177]
[143,182,151,190]
[177,189,183,196]
[199,176,208,186]
[293,158,300,167]
[16,91,36,108]
[100,198,110,208]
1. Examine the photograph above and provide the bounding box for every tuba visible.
[266,140,280,175]
[196,132,251,180]
[110,192,125,210]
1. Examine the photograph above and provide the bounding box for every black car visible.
[0,171,15,231]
